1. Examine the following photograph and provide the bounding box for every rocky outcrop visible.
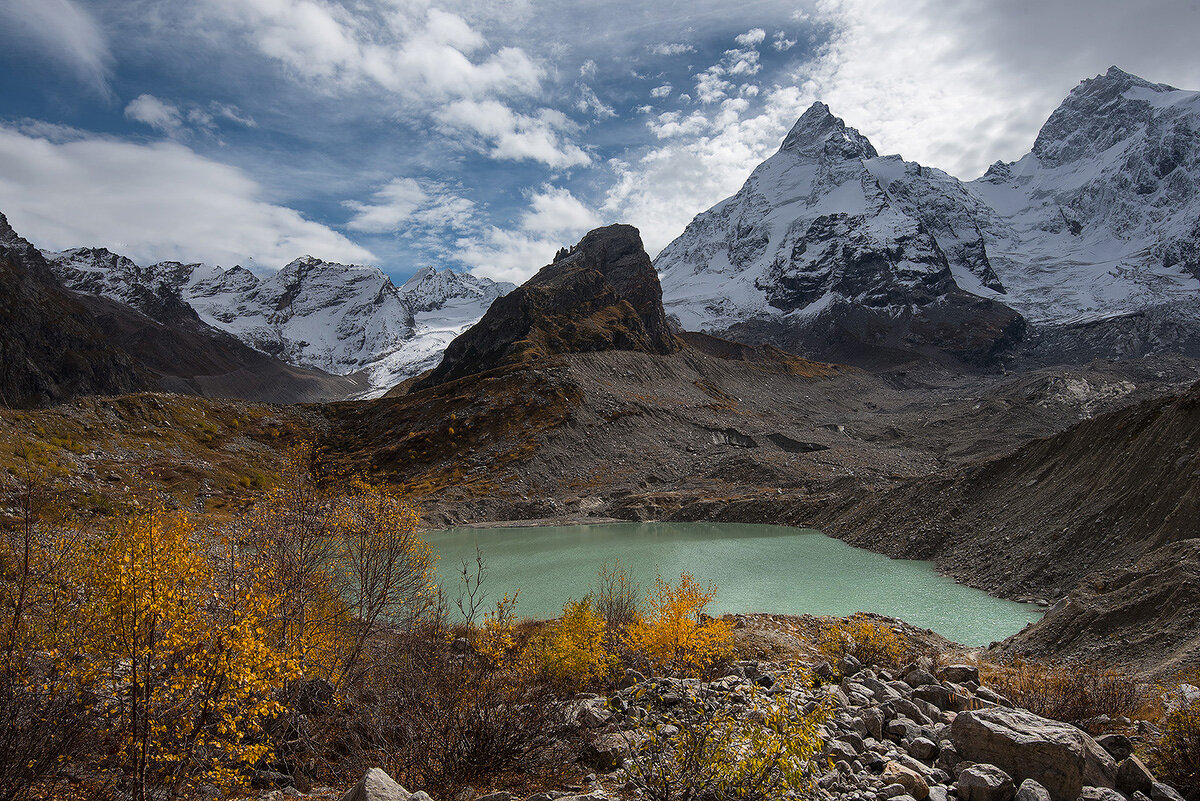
[0,213,148,407]
[951,707,1117,801]
[416,225,679,388]
[339,768,415,801]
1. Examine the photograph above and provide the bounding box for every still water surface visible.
[426,522,1041,646]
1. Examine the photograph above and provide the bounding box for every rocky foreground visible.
[275,654,1191,801]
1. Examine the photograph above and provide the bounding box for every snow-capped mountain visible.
[46,249,514,396]
[970,67,1200,324]
[656,67,1200,361]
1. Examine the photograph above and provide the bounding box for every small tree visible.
[625,573,732,676]
[73,509,295,800]
[538,595,613,689]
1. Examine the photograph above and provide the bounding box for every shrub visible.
[1148,677,1200,793]
[71,509,296,798]
[625,573,733,676]
[624,669,829,801]
[593,561,639,631]
[538,595,614,689]
[817,613,906,671]
[980,657,1146,730]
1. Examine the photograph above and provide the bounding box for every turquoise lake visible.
[425,522,1042,646]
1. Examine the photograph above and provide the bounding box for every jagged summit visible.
[417,224,678,389]
[779,101,877,160]
[1031,65,1184,165]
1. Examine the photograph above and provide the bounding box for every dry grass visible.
[980,657,1149,731]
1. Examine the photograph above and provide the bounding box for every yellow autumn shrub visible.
[1149,674,1200,794]
[625,573,733,676]
[817,612,905,670]
[538,595,614,688]
[72,508,297,797]
[625,669,831,801]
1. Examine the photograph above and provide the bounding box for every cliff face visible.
[417,224,678,388]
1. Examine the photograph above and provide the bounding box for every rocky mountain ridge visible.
[0,214,358,407]
[45,245,515,396]
[656,67,1200,366]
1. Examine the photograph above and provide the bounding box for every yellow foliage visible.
[817,613,905,670]
[72,508,296,795]
[477,591,522,666]
[538,596,614,687]
[625,573,733,676]
[626,669,830,801]
[1148,673,1200,792]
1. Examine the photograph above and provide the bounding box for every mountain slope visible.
[657,68,1200,366]
[0,214,147,407]
[46,249,514,395]
[971,67,1200,325]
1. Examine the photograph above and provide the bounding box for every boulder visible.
[1150,782,1185,801]
[951,707,1117,801]
[908,737,939,761]
[1015,779,1052,801]
[583,732,644,770]
[1078,787,1126,801]
[1096,734,1134,762]
[1115,757,1155,796]
[958,764,1016,801]
[340,768,412,801]
[941,665,981,685]
[882,761,930,800]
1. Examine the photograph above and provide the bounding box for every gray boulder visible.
[1014,779,1052,801]
[1115,757,1155,797]
[340,768,412,801]
[941,665,980,685]
[951,707,1117,801]
[958,764,1016,801]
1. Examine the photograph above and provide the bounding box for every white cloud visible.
[649,42,695,57]
[206,1,542,101]
[735,28,767,47]
[604,88,806,256]
[345,177,478,237]
[798,0,1200,179]
[344,178,428,233]
[0,0,111,94]
[437,100,590,168]
[125,94,258,137]
[650,84,672,99]
[0,125,374,269]
[460,185,602,283]
[125,95,184,133]
[772,31,797,51]
[577,85,617,120]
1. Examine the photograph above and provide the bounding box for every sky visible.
[1,0,1198,285]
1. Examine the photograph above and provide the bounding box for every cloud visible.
[798,0,1200,178]
[459,185,602,283]
[577,85,617,120]
[344,178,428,233]
[735,28,767,47]
[772,31,797,51]
[604,88,806,256]
[125,94,258,137]
[0,0,112,94]
[345,177,478,239]
[205,1,543,101]
[0,124,374,269]
[649,42,696,57]
[436,100,591,168]
[125,95,184,133]
[650,85,673,99]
